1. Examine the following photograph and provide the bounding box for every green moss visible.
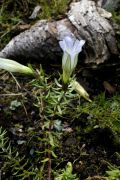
[38,0,70,19]
[0,0,70,49]
[110,6,120,49]
[74,93,120,137]
[112,10,120,24]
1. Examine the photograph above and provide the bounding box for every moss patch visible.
[0,0,71,49]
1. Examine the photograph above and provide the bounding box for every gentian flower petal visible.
[59,40,66,52]
[70,53,76,71]
[64,36,74,50]
[73,39,85,54]
[72,54,78,70]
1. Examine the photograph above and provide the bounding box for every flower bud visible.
[72,80,92,102]
[0,58,34,75]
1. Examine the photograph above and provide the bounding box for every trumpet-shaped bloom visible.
[0,58,34,75]
[59,36,85,84]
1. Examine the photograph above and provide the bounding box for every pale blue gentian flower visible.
[59,36,85,85]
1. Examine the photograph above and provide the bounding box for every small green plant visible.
[0,127,33,179]
[9,99,22,110]
[54,162,78,180]
[106,165,120,180]
[0,36,89,179]
[30,65,83,179]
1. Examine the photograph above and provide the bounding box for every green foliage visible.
[54,162,78,180]
[32,66,78,119]
[112,12,120,24]
[72,93,120,135]
[39,0,70,19]
[111,5,120,49]
[30,67,80,178]
[0,127,34,179]
[0,125,59,179]
[0,70,120,179]
[106,164,120,180]
[0,62,120,179]
[0,65,81,179]
[112,5,120,25]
